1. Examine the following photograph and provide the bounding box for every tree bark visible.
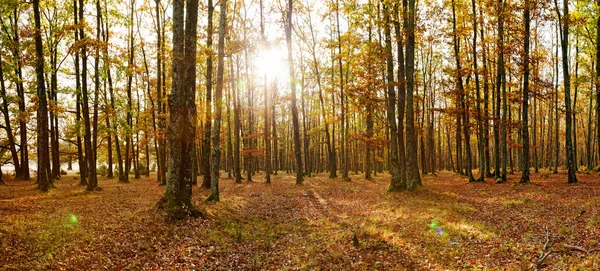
[208,0,228,201]
[33,0,51,191]
[79,0,98,190]
[286,0,303,184]
[163,0,203,219]
[520,0,531,183]
[383,1,405,192]
[405,0,421,188]
[556,0,577,183]
[202,0,214,189]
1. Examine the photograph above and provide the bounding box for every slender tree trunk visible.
[79,0,98,190]
[92,0,101,181]
[472,0,484,182]
[383,2,405,192]
[452,0,475,182]
[596,0,600,171]
[497,0,508,183]
[286,0,303,184]
[520,0,531,183]
[207,0,227,201]
[0,55,21,176]
[233,59,243,183]
[153,0,166,185]
[394,0,407,184]
[588,58,595,170]
[557,0,577,183]
[554,22,560,174]
[8,9,30,180]
[33,0,51,191]
[405,0,421,188]
[202,0,214,189]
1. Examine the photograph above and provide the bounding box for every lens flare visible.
[69,214,78,224]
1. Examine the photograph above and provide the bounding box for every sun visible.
[255,46,288,80]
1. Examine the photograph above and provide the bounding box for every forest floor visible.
[1,170,599,270]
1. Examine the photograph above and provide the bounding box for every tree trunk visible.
[0,55,21,176]
[207,0,228,201]
[233,59,243,183]
[79,0,98,190]
[33,0,51,191]
[452,0,475,182]
[202,0,214,189]
[405,0,421,188]
[394,0,407,184]
[471,0,485,182]
[520,0,531,183]
[596,0,600,170]
[557,0,577,183]
[286,0,303,184]
[163,0,203,219]
[383,2,405,192]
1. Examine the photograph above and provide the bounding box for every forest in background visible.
[2,0,600,269]
[0,0,599,204]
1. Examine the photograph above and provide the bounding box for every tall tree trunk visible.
[556,0,577,183]
[472,0,484,182]
[202,0,214,189]
[163,0,203,219]
[588,58,595,170]
[394,0,407,184]
[383,2,405,192]
[104,7,123,184]
[286,0,303,184]
[497,0,508,183]
[452,0,475,182]
[596,0,600,170]
[405,0,421,188]
[208,0,227,201]
[154,0,166,185]
[0,55,21,176]
[9,9,30,180]
[79,0,98,190]
[233,59,243,183]
[336,0,349,181]
[520,0,531,183]
[554,22,560,174]
[92,0,101,181]
[34,0,51,191]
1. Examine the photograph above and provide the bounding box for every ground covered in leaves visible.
[1,170,599,270]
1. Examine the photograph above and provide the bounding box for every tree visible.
[286,0,303,185]
[201,0,215,189]
[79,0,98,190]
[383,0,404,192]
[33,0,51,191]
[1,7,30,180]
[556,0,577,183]
[162,0,203,218]
[0,54,20,178]
[520,0,531,184]
[596,0,600,171]
[451,0,475,183]
[472,0,485,182]
[208,0,228,202]
[496,0,507,183]
[405,0,421,188]
[260,0,271,184]
[393,0,407,185]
